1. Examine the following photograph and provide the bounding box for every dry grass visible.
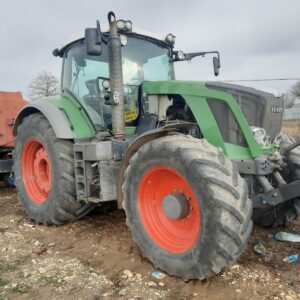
[282,120,300,140]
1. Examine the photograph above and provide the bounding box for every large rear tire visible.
[253,133,300,227]
[123,135,253,280]
[14,113,93,225]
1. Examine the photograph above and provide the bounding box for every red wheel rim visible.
[22,139,52,204]
[138,166,200,254]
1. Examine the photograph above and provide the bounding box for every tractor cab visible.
[61,32,174,131]
[54,18,220,137]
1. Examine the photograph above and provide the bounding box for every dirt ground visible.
[282,120,300,140]
[0,188,299,300]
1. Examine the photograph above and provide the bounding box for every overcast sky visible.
[1,0,300,99]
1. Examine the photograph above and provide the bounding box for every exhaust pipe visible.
[108,12,125,140]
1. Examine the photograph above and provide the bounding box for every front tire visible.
[14,113,93,225]
[123,135,253,280]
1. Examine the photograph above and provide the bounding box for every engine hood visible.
[143,80,207,96]
[142,80,271,159]
[143,80,284,142]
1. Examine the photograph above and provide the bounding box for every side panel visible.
[13,95,95,139]
[0,158,13,174]
[143,80,263,159]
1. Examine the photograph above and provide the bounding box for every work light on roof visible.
[117,19,132,32]
[125,20,132,31]
[165,33,176,45]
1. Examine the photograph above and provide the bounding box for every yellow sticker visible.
[125,109,138,122]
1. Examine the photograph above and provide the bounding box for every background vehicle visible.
[0,92,26,185]
[12,12,299,280]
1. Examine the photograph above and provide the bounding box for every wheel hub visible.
[162,192,190,220]
[22,139,52,204]
[33,148,51,193]
[138,166,200,254]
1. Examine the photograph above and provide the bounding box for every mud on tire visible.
[123,134,253,280]
[14,113,93,225]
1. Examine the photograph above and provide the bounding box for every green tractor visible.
[13,12,300,280]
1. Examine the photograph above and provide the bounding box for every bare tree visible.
[291,80,300,99]
[28,71,59,100]
[282,92,296,109]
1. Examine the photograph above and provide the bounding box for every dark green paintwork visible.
[143,80,272,160]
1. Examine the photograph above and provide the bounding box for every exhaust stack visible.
[107,12,125,140]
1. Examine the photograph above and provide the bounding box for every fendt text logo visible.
[271,107,283,113]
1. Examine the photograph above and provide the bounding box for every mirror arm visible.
[185,51,207,60]
[172,51,221,65]
[96,21,109,44]
[185,51,220,62]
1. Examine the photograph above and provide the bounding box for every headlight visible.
[102,80,110,90]
[177,51,185,60]
[120,35,128,46]
[165,33,176,45]
[251,126,271,147]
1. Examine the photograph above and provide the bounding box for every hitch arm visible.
[281,140,300,155]
[253,179,300,208]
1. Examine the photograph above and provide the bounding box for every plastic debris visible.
[7,173,15,186]
[283,254,298,263]
[23,223,35,228]
[118,289,126,296]
[274,232,300,242]
[253,240,267,256]
[152,271,166,280]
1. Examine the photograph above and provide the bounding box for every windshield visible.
[63,36,173,130]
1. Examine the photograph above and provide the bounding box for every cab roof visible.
[58,24,170,54]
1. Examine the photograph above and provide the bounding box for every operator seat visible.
[83,79,102,115]
[83,79,112,129]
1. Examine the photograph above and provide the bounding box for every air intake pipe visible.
[107,11,125,140]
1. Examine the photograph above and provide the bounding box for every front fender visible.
[13,96,95,139]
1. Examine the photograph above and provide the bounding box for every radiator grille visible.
[206,82,284,141]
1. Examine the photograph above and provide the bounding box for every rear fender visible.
[13,96,95,139]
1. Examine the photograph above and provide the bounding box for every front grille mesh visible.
[206,82,284,141]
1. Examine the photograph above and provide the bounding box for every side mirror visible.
[213,56,221,76]
[85,21,102,56]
